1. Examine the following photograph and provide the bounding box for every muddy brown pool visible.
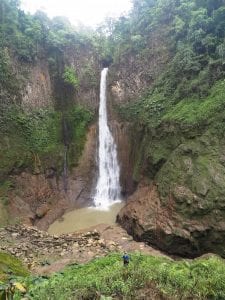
[48,202,124,235]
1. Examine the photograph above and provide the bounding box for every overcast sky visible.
[20,0,132,27]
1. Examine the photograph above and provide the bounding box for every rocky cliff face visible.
[1,43,100,228]
[109,45,225,257]
[8,124,97,230]
[108,120,137,196]
[115,118,225,257]
[19,47,100,111]
[66,46,100,110]
[109,30,169,105]
[21,59,53,110]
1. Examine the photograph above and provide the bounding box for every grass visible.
[0,253,29,282]
[12,252,225,300]
[0,253,29,300]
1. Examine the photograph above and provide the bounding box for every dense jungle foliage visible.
[108,0,225,128]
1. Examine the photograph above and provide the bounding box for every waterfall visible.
[94,68,121,210]
[63,145,68,193]
[62,118,69,193]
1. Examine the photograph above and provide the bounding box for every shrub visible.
[14,253,225,300]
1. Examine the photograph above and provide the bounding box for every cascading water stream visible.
[48,68,123,234]
[94,68,121,210]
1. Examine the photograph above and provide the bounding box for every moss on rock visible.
[119,105,225,256]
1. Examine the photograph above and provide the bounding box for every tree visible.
[62,66,79,89]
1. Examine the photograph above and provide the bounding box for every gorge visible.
[0,0,225,300]
[1,1,225,297]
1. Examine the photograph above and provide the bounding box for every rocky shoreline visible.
[0,224,165,275]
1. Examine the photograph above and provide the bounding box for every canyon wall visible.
[109,57,225,257]
[1,42,100,228]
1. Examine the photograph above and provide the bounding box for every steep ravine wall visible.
[20,47,100,112]
[9,124,97,230]
[109,28,170,105]
[116,125,225,258]
[1,47,100,229]
[21,58,53,110]
[109,65,225,258]
[108,120,137,197]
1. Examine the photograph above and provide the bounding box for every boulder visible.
[36,204,50,218]
[117,183,225,258]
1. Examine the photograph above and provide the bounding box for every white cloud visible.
[20,0,132,27]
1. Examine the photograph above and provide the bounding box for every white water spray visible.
[94,68,121,210]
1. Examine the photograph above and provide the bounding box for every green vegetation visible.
[0,252,29,300]
[118,78,225,129]
[0,0,98,205]
[0,105,92,181]
[163,80,225,125]
[11,253,225,299]
[64,105,93,168]
[0,253,29,282]
[62,66,79,88]
[0,180,12,205]
[7,108,61,154]
[80,64,98,88]
[110,0,225,130]
[111,1,225,189]
[0,0,99,112]
[0,107,62,178]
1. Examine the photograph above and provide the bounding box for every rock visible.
[11,232,19,238]
[108,241,117,247]
[117,183,225,258]
[36,204,50,218]
[98,239,106,248]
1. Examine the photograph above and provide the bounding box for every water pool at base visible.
[48,202,124,235]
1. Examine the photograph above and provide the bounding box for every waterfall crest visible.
[94,68,121,210]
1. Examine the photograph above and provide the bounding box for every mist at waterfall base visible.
[48,69,123,234]
[93,68,121,210]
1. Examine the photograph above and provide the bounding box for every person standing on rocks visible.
[122,252,130,266]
